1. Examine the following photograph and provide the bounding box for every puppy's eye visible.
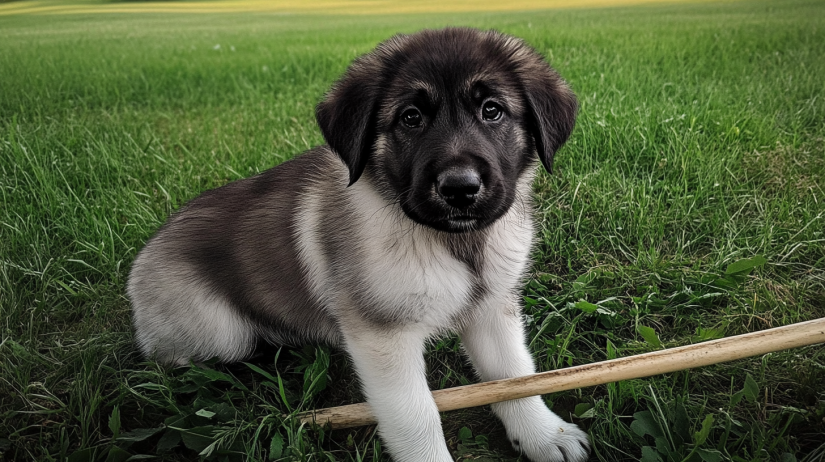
[401,109,423,128]
[482,102,503,121]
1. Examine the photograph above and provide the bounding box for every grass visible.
[1,0,824,461]
[0,0,718,16]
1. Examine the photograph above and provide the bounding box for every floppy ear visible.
[520,58,578,173]
[316,56,382,186]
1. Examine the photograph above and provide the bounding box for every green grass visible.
[1,1,824,461]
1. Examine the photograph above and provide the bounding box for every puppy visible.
[128,27,589,462]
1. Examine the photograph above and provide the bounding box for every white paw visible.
[509,419,590,462]
[493,397,590,462]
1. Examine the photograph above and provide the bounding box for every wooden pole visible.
[296,317,825,429]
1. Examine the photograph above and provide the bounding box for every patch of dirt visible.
[742,138,825,196]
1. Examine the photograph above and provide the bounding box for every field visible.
[0,0,720,15]
[1,0,824,461]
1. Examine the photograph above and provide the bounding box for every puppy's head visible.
[316,28,577,233]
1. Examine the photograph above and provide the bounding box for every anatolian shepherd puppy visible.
[129,27,589,462]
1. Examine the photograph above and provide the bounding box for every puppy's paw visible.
[508,419,590,462]
[494,397,590,462]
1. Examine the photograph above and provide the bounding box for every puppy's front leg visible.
[341,321,453,462]
[461,299,590,462]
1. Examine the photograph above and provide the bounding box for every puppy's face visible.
[317,28,577,233]
[374,53,533,232]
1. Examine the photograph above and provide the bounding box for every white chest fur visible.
[295,168,535,333]
[344,180,475,330]
[480,203,535,297]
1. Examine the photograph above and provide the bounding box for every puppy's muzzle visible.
[437,169,481,209]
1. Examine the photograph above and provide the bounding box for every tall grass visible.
[1,1,823,461]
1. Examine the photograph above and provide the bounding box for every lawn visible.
[1,0,824,461]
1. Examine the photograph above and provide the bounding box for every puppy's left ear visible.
[316,55,382,186]
[520,58,578,173]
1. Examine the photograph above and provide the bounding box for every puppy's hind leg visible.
[460,297,590,462]
[129,273,256,366]
[340,320,453,462]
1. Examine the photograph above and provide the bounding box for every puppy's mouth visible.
[444,215,480,231]
[400,197,486,233]
[398,179,508,233]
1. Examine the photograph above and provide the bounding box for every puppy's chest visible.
[351,212,531,329]
[356,236,473,325]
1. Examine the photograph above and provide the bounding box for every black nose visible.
[437,170,481,209]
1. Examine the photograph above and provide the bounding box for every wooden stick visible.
[296,317,825,429]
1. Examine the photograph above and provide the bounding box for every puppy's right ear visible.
[316,56,382,186]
